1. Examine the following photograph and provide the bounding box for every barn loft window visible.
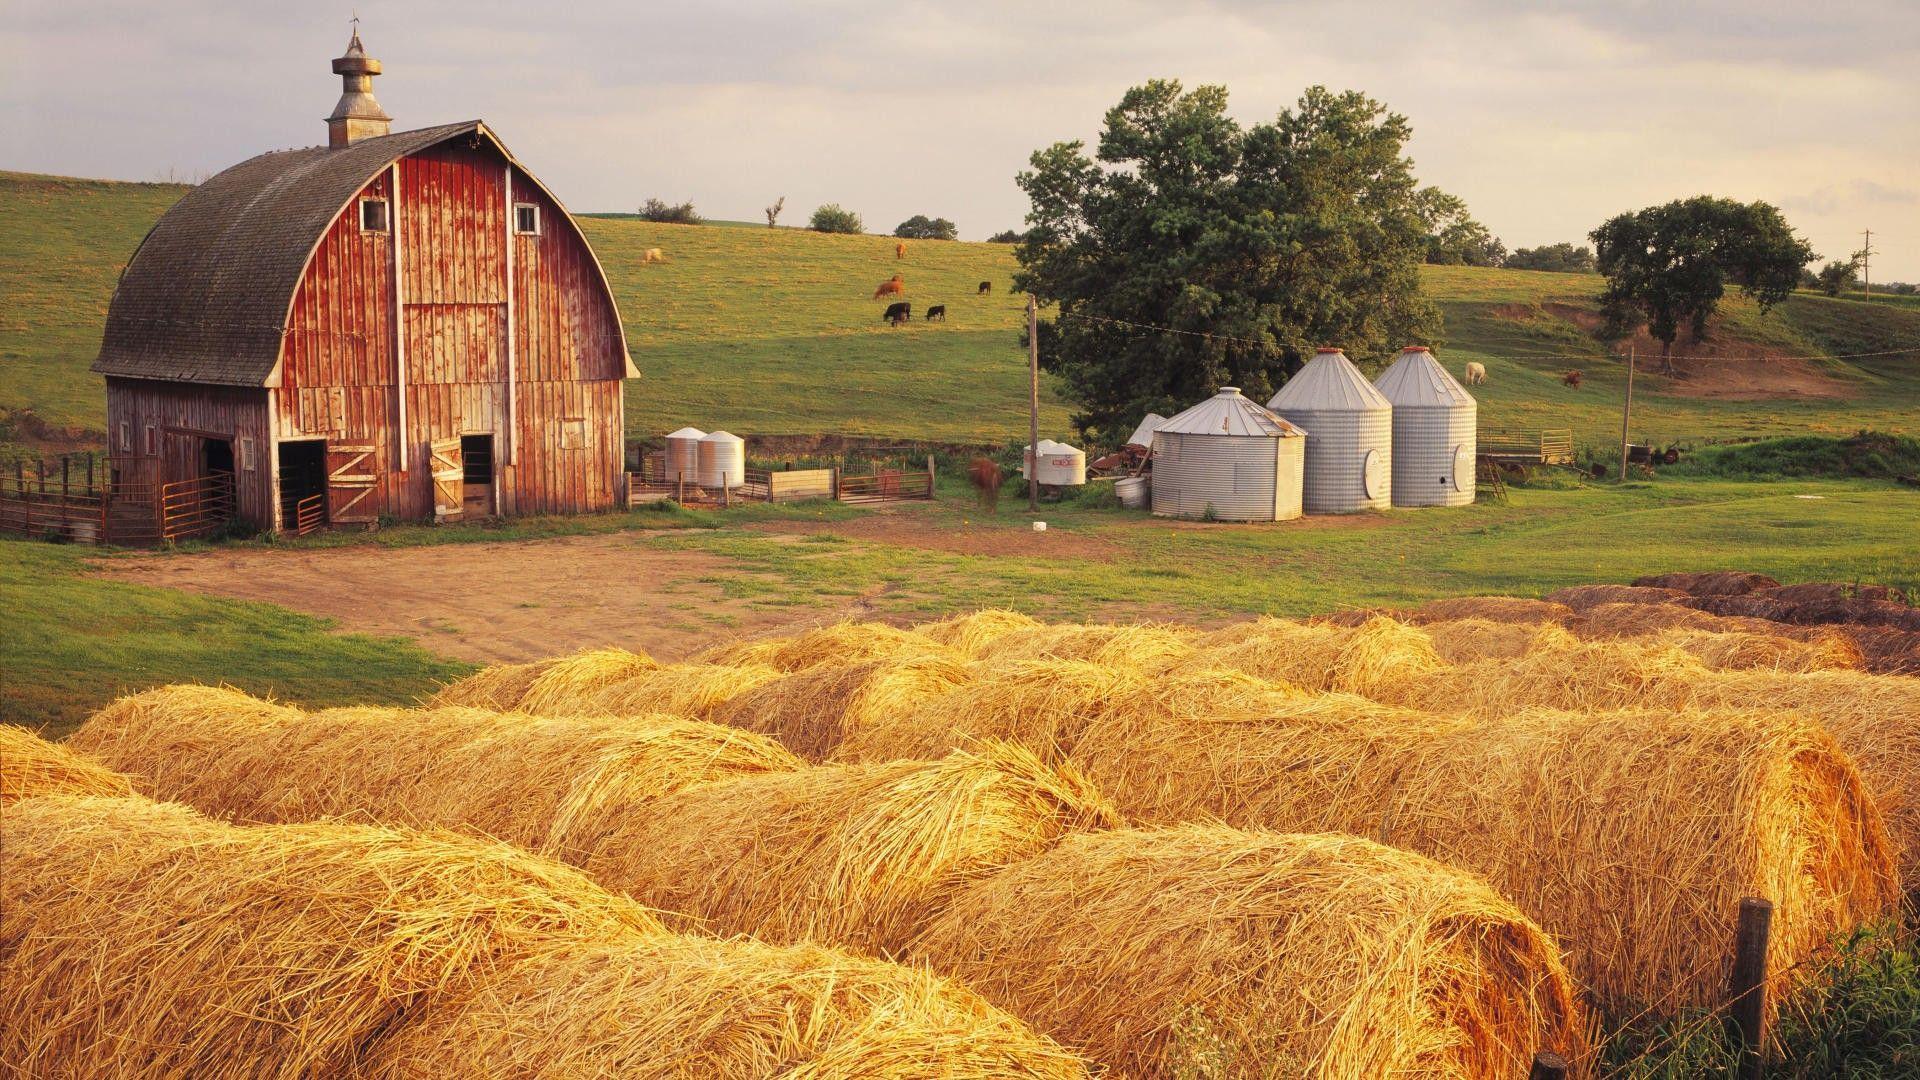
[360,197,390,233]
[514,203,541,235]
[240,438,257,472]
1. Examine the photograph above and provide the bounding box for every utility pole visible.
[1860,228,1875,298]
[1027,294,1040,512]
[1618,346,1635,483]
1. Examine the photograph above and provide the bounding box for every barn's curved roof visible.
[92,120,632,386]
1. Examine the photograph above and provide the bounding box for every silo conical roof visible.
[1375,347,1474,408]
[1267,350,1391,413]
[1156,388,1306,437]
[666,426,708,440]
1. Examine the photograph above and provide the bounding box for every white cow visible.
[1464,362,1487,385]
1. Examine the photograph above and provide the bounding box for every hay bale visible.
[1759,581,1907,605]
[1395,637,1713,716]
[1402,595,1575,625]
[65,684,304,810]
[371,933,1091,1079]
[910,825,1589,1078]
[833,659,1154,764]
[430,658,555,709]
[1420,618,1581,663]
[1575,601,1749,638]
[581,743,1122,954]
[973,622,1197,669]
[1634,570,1781,596]
[1183,615,1443,702]
[514,647,661,714]
[581,661,784,720]
[1545,583,1690,611]
[1067,701,1898,1018]
[695,621,954,672]
[0,724,134,804]
[710,654,973,761]
[913,609,1044,657]
[1836,625,1920,676]
[1651,628,1865,674]
[0,795,663,1077]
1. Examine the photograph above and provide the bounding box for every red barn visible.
[92,31,635,536]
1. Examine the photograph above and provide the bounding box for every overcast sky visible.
[5,0,1916,279]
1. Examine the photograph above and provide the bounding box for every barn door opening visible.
[201,438,235,479]
[326,443,379,524]
[279,439,328,534]
[430,436,464,522]
[461,434,495,517]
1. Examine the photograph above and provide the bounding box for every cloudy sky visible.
[5,0,1916,279]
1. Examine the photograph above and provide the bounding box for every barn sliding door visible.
[429,437,463,521]
[327,443,378,524]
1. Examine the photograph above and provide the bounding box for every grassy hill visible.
[5,169,1917,451]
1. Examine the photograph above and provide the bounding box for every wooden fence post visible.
[722,481,731,509]
[1527,1052,1569,1080]
[831,466,840,501]
[926,454,936,498]
[1728,896,1773,1080]
[86,452,96,494]
[61,455,70,503]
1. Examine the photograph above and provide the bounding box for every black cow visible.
[926,305,947,322]
[977,280,992,295]
[882,301,910,325]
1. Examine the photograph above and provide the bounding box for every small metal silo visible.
[696,430,746,489]
[1150,388,1307,522]
[1374,346,1476,507]
[1267,348,1393,513]
[664,427,706,484]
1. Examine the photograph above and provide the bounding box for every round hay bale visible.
[695,621,954,672]
[1574,601,1742,639]
[1069,700,1898,1018]
[833,659,1153,764]
[1183,615,1443,703]
[0,724,133,804]
[1545,583,1690,611]
[912,609,1044,657]
[0,795,663,1077]
[1836,625,1920,676]
[581,661,784,720]
[973,622,1197,669]
[1633,570,1781,596]
[428,658,550,710]
[66,685,304,810]
[909,825,1589,1079]
[581,744,1122,954]
[514,647,661,714]
[1651,628,1865,674]
[711,654,972,761]
[1420,618,1581,664]
[371,933,1091,1079]
[1402,595,1575,625]
[1395,637,1713,716]
[1758,581,1907,605]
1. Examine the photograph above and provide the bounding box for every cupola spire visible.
[326,19,392,148]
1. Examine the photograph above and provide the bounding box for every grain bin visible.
[1150,388,1306,522]
[1022,441,1087,486]
[664,427,706,484]
[1267,348,1392,513]
[697,431,746,489]
[1374,346,1475,507]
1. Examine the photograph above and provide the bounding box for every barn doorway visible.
[201,437,235,478]
[279,439,328,534]
[461,434,496,517]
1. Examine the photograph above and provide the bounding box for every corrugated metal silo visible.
[664,427,706,484]
[1374,346,1476,507]
[1150,388,1307,521]
[1267,348,1393,513]
[697,430,746,489]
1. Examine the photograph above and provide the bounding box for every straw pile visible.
[913,608,1044,657]
[0,795,663,1077]
[695,621,955,672]
[1393,637,1714,716]
[710,654,973,761]
[1576,600,1774,638]
[910,825,1589,1079]
[71,686,804,860]
[371,934,1091,1078]
[973,622,1198,669]
[0,724,134,804]
[582,743,1122,954]
[1402,595,1575,625]
[1182,615,1443,703]
[1652,627,1865,673]
[429,647,660,711]
[1763,581,1907,604]
[1634,570,1781,595]
[1065,700,1898,1015]
[833,659,1155,763]
[1420,618,1581,663]
[1545,583,1690,611]
[580,661,784,720]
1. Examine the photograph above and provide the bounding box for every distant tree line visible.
[638,198,702,225]
[894,215,958,240]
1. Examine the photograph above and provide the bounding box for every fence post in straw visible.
[1727,895,1773,1080]
[1527,1051,1570,1080]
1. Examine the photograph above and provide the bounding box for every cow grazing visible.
[1464,362,1487,385]
[896,241,907,259]
[926,305,946,322]
[642,248,665,264]
[968,457,1003,512]
[977,280,992,295]
[883,301,911,325]
[873,275,905,300]
[1562,369,1584,389]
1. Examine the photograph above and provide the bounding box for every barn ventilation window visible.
[240,438,257,472]
[144,425,158,456]
[117,422,131,453]
[514,203,541,235]
[360,198,390,233]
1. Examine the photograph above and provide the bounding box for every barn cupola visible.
[325,27,392,148]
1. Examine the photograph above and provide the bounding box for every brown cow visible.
[968,457,1002,512]
[977,280,992,295]
[873,275,905,300]
[896,241,906,259]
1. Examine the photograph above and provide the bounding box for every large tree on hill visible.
[1590,197,1816,372]
[1417,188,1506,267]
[1013,81,1440,442]
[894,215,958,240]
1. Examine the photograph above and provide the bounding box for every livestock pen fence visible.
[0,454,233,546]
[627,451,934,508]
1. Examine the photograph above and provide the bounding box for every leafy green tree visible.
[1417,188,1506,266]
[1506,243,1597,273]
[808,204,864,234]
[1590,196,1816,372]
[1014,81,1440,442]
[985,229,1025,244]
[1815,258,1860,297]
[638,198,702,225]
[894,215,958,240]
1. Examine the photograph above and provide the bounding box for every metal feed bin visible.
[1151,388,1306,522]
[664,427,706,485]
[1374,346,1476,507]
[696,430,746,489]
[1268,348,1393,513]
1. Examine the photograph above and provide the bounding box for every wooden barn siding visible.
[105,377,273,527]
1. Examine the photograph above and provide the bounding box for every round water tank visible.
[697,430,745,489]
[1023,440,1087,486]
[664,427,706,484]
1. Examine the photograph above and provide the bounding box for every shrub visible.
[1666,431,1920,481]
[986,229,1025,244]
[638,198,702,225]
[809,204,863,234]
[894,215,957,240]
